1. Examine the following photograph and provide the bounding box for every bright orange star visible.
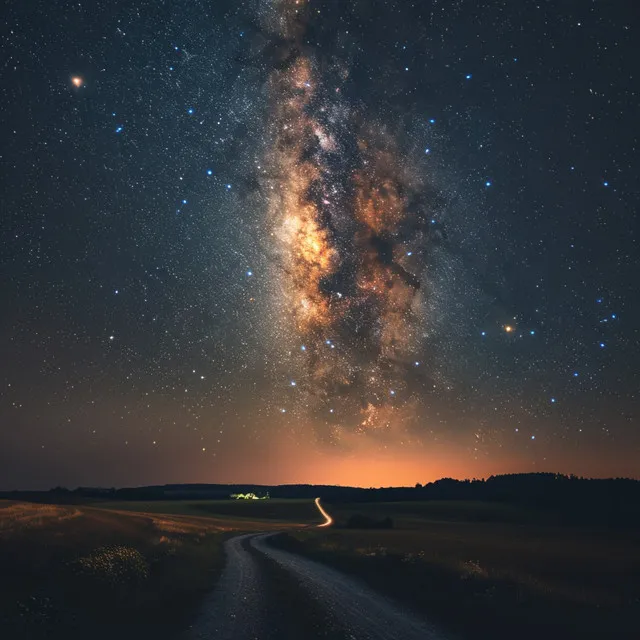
[71,76,84,88]
[504,325,514,333]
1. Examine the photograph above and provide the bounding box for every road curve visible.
[251,532,446,640]
[186,528,447,640]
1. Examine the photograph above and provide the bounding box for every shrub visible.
[74,545,149,588]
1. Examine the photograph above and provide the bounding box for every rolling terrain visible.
[3,495,638,639]
[0,498,318,639]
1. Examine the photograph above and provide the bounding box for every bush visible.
[74,545,149,588]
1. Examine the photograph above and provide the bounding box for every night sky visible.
[2,0,638,490]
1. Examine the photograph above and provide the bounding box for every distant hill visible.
[2,473,638,527]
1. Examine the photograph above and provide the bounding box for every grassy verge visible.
[0,499,311,639]
[271,501,640,640]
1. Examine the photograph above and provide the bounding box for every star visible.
[3,0,637,494]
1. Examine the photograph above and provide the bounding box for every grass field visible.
[273,500,640,640]
[0,498,315,640]
[330,499,551,525]
[96,498,321,525]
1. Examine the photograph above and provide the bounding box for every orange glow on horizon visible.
[208,432,537,488]
[187,421,640,488]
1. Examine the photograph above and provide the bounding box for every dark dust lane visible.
[187,530,447,640]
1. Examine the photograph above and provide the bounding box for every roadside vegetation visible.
[272,500,640,640]
[0,498,315,639]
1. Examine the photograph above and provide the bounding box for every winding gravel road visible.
[186,502,447,640]
[186,533,268,640]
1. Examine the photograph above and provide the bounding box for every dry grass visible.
[0,500,250,640]
[0,501,81,532]
[95,498,319,526]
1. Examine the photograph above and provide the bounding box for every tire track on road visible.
[251,533,448,640]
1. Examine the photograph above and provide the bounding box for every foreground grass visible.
[272,501,640,640]
[0,499,312,639]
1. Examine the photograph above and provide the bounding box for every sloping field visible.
[0,499,308,640]
[95,498,320,525]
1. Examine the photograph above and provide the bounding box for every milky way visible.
[1,0,638,488]
[256,1,443,442]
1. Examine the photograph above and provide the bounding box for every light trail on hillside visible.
[314,497,333,527]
